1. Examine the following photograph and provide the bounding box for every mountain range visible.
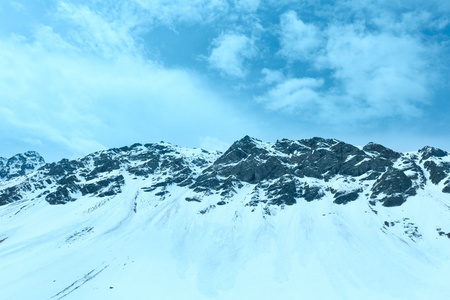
[1,136,449,299]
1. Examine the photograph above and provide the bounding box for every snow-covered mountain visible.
[0,151,45,181]
[0,136,449,299]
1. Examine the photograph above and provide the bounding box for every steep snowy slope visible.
[0,137,449,299]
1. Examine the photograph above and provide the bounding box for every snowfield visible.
[0,138,449,299]
[1,176,449,299]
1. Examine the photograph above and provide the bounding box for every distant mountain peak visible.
[0,151,45,181]
[418,146,448,160]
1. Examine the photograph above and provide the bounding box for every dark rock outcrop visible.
[419,146,448,161]
[371,168,415,207]
[0,151,45,181]
[423,161,449,185]
[334,189,362,205]
[0,136,448,209]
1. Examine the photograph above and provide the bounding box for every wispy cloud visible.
[261,68,285,84]
[133,0,230,25]
[207,32,258,78]
[256,77,324,114]
[257,5,441,123]
[56,2,138,58]
[0,1,257,159]
[278,11,323,61]
[234,0,261,12]
[0,0,449,158]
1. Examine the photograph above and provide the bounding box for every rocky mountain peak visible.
[0,151,45,181]
[213,135,265,165]
[418,146,448,161]
[0,157,6,169]
[0,136,449,210]
[186,136,441,208]
[298,137,339,149]
[363,142,401,160]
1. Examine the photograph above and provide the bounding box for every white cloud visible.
[133,0,230,25]
[0,2,257,160]
[260,11,437,122]
[33,25,75,51]
[261,68,285,84]
[278,11,323,61]
[1,0,448,157]
[233,0,260,12]
[372,10,449,33]
[207,32,257,78]
[256,77,324,113]
[0,34,254,158]
[56,2,138,58]
[321,24,431,117]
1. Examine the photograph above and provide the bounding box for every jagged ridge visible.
[0,151,45,181]
[0,136,449,209]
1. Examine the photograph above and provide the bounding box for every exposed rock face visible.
[419,146,450,193]
[334,189,361,205]
[419,146,448,161]
[371,168,415,207]
[189,136,427,207]
[0,143,215,206]
[0,151,45,181]
[0,136,449,209]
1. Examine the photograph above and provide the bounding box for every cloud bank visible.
[0,1,258,159]
[0,0,449,159]
[257,8,441,123]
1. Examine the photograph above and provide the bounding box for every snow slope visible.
[0,138,449,299]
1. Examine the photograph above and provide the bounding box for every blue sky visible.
[0,0,449,161]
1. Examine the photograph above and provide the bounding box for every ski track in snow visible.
[51,264,109,300]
